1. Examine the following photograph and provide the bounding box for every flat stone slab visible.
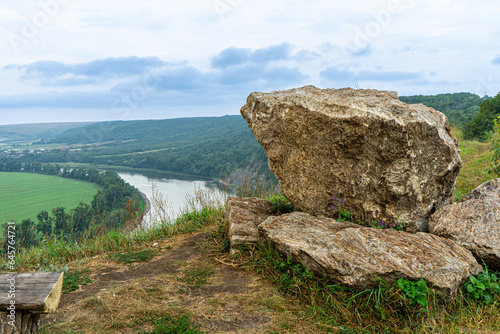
[430,178,500,270]
[259,212,481,293]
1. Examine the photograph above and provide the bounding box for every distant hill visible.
[399,92,484,127]
[24,116,275,185]
[15,92,486,183]
[0,122,95,142]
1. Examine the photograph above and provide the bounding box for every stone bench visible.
[0,271,64,334]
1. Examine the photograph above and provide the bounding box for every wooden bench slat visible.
[0,272,64,314]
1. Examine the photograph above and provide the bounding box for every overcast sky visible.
[0,0,499,125]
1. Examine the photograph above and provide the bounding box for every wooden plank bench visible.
[0,272,64,334]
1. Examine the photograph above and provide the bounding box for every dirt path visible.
[40,229,292,333]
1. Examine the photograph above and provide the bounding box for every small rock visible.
[224,197,273,253]
[429,178,500,270]
[259,212,481,293]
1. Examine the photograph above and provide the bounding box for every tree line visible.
[0,162,144,250]
[401,92,500,141]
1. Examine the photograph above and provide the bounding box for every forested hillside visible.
[399,92,484,127]
[24,116,275,185]
[0,122,95,142]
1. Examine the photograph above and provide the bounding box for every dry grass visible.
[39,225,304,333]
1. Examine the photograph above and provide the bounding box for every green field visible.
[0,172,101,225]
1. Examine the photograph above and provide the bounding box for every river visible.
[112,169,232,228]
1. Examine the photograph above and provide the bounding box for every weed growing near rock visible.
[396,277,428,308]
[331,195,351,222]
[268,194,296,215]
[331,195,406,231]
[464,266,500,304]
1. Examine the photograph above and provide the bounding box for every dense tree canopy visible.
[462,93,500,141]
[399,92,483,127]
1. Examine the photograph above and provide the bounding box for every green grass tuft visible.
[140,314,207,334]
[62,269,93,294]
[267,194,296,215]
[108,249,157,264]
[176,264,215,288]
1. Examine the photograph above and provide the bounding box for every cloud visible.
[264,66,307,85]
[357,70,421,82]
[213,63,266,85]
[321,66,425,86]
[349,44,373,57]
[211,47,253,69]
[211,43,291,69]
[320,67,356,82]
[216,64,307,86]
[251,43,291,64]
[0,91,111,109]
[6,57,166,81]
[156,66,204,90]
[0,49,309,118]
[492,55,500,65]
[293,49,321,61]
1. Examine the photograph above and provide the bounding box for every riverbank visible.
[61,163,216,181]
[139,191,151,217]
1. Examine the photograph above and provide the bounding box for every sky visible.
[0,0,499,125]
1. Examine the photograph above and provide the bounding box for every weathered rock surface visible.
[259,212,482,293]
[241,85,462,231]
[224,197,272,253]
[429,178,500,270]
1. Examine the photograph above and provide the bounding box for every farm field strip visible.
[0,172,101,225]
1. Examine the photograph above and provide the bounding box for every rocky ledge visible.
[258,212,482,294]
[430,178,500,270]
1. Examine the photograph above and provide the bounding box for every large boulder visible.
[224,197,272,254]
[429,178,500,270]
[241,85,461,231]
[259,212,482,293]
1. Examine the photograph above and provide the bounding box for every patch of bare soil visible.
[40,228,297,333]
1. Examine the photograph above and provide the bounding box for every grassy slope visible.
[454,130,496,201]
[0,172,101,225]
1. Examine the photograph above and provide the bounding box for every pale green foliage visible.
[488,117,500,175]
